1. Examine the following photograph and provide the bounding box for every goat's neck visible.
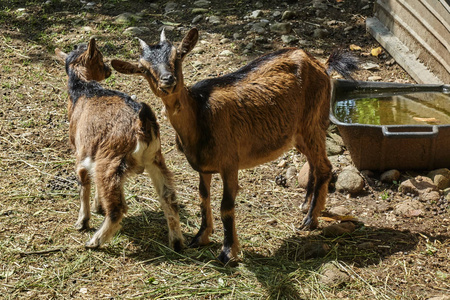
[161,86,200,146]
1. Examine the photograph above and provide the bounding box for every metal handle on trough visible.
[382,125,439,138]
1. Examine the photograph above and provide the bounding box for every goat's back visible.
[188,48,331,169]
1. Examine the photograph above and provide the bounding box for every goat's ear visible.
[87,38,97,59]
[178,28,198,60]
[55,48,68,63]
[111,60,142,75]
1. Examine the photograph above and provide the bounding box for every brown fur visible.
[55,38,184,251]
[111,28,351,264]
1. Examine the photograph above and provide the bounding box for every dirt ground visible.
[1,0,449,299]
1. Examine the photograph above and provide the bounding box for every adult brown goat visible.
[55,38,184,251]
[112,28,358,264]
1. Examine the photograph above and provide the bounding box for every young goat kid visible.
[55,38,184,251]
[112,28,358,263]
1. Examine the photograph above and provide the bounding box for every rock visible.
[368,76,383,81]
[302,242,330,259]
[286,166,297,179]
[251,23,267,34]
[115,12,139,24]
[336,169,364,194]
[192,15,203,24]
[165,2,177,13]
[250,10,263,19]
[328,206,350,216]
[192,61,204,69]
[220,38,231,44]
[281,10,296,21]
[270,23,292,34]
[312,0,328,10]
[427,168,450,190]
[192,8,208,14]
[399,176,438,197]
[297,162,310,189]
[326,137,343,156]
[319,262,350,286]
[394,199,425,217]
[123,27,150,36]
[322,221,356,237]
[273,11,282,18]
[421,190,441,203]
[219,50,233,56]
[362,62,381,70]
[192,46,205,54]
[208,15,221,25]
[380,169,401,183]
[255,1,264,8]
[194,0,211,7]
[328,132,344,147]
[233,33,242,40]
[313,28,329,38]
[281,35,299,44]
[357,241,375,250]
[444,188,450,200]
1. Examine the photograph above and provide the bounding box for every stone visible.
[220,38,231,44]
[281,35,299,44]
[192,8,208,14]
[362,62,381,70]
[251,10,263,19]
[399,176,438,196]
[273,11,282,18]
[192,15,203,24]
[394,199,425,217]
[255,1,264,8]
[208,15,221,25]
[281,10,296,21]
[313,28,329,38]
[312,0,328,10]
[251,23,266,34]
[165,2,177,13]
[297,162,310,189]
[194,0,211,7]
[123,27,150,36]
[427,168,450,190]
[191,46,205,54]
[115,12,138,24]
[322,221,356,237]
[326,137,343,156]
[319,262,350,286]
[368,76,383,81]
[328,206,350,216]
[219,50,233,56]
[380,169,401,183]
[270,23,292,34]
[328,132,344,146]
[336,169,364,194]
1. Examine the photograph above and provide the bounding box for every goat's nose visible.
[160,73,175,85]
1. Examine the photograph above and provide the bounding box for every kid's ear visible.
[111,60,143,75]
[87,37,97,59]
[55,48,68,63]
[178,28,198,60]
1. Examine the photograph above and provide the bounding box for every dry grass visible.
[1,0,449,299]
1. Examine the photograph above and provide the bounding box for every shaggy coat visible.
[55,38,183,251]
[112,28,358,263]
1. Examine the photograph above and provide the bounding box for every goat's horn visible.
[160,28,166,42]
[136,38,149,51]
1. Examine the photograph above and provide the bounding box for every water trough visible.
[330,79,450,171]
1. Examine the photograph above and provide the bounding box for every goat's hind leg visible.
[146,150,184,252]
[75,167,91,231]
[85,171,126,248]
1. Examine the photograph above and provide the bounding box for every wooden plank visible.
[366,17,443,84]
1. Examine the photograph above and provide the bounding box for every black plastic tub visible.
[330,79,450,171]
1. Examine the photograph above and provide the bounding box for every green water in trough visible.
[333,92,450,125]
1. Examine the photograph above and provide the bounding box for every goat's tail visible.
[326,49,359,80]
[138,102,159,143]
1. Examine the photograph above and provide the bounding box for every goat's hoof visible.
[172,238,184,252]
[217,248,238,266]
[74,219,90,231]
[188,233,210,248]
[85,239,101,249]
[300,216,318,230]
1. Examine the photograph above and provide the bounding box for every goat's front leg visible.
[189,172,213,248]
[75,167,91,230]
[218,169,239,264]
